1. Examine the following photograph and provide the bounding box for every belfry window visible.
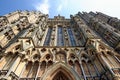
[57,26,64,46]
[67,27,76,46]
[44,27,52,46]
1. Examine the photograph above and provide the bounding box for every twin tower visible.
[0,11,120,80]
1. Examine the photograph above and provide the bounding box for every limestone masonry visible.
[0,11,120,80]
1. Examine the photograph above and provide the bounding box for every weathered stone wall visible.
[0,11,119,80]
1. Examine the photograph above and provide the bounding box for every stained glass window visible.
[57,26,64,46]
[44,28,52,46]
[67,27,76,46]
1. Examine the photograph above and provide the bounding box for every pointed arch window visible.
[67,27,76,46]
[44,27,52,46]
[57,26,64,46]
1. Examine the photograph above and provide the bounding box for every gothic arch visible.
[40,52,53,62]
[68,53,76,59]
[68,53,79,67]
[52,71,70,80]
[41,62,80,80]
[79,51,88,60]
[79,50,87,58]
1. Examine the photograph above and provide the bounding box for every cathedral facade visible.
[0,11,120,80]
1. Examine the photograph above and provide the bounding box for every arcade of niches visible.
[0,11,120,80]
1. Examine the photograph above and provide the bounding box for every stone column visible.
[35,63,41,80]
[100,54,115,75]
[55,25,58,46]
[4,56,21,78]
[79,62,87,80]
[14,61,26,76]
[18,61,27,78]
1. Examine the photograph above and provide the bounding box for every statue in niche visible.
[56,52,66,62]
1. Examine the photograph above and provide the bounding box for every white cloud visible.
[57,0,68,12]
[33,0,120,18]
[57,5,62,12]
[55,0,120,18]
[35,0,50,14]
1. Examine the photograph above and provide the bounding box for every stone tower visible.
[0,11,120,80]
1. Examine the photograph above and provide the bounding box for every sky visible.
[0,0,120,18]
